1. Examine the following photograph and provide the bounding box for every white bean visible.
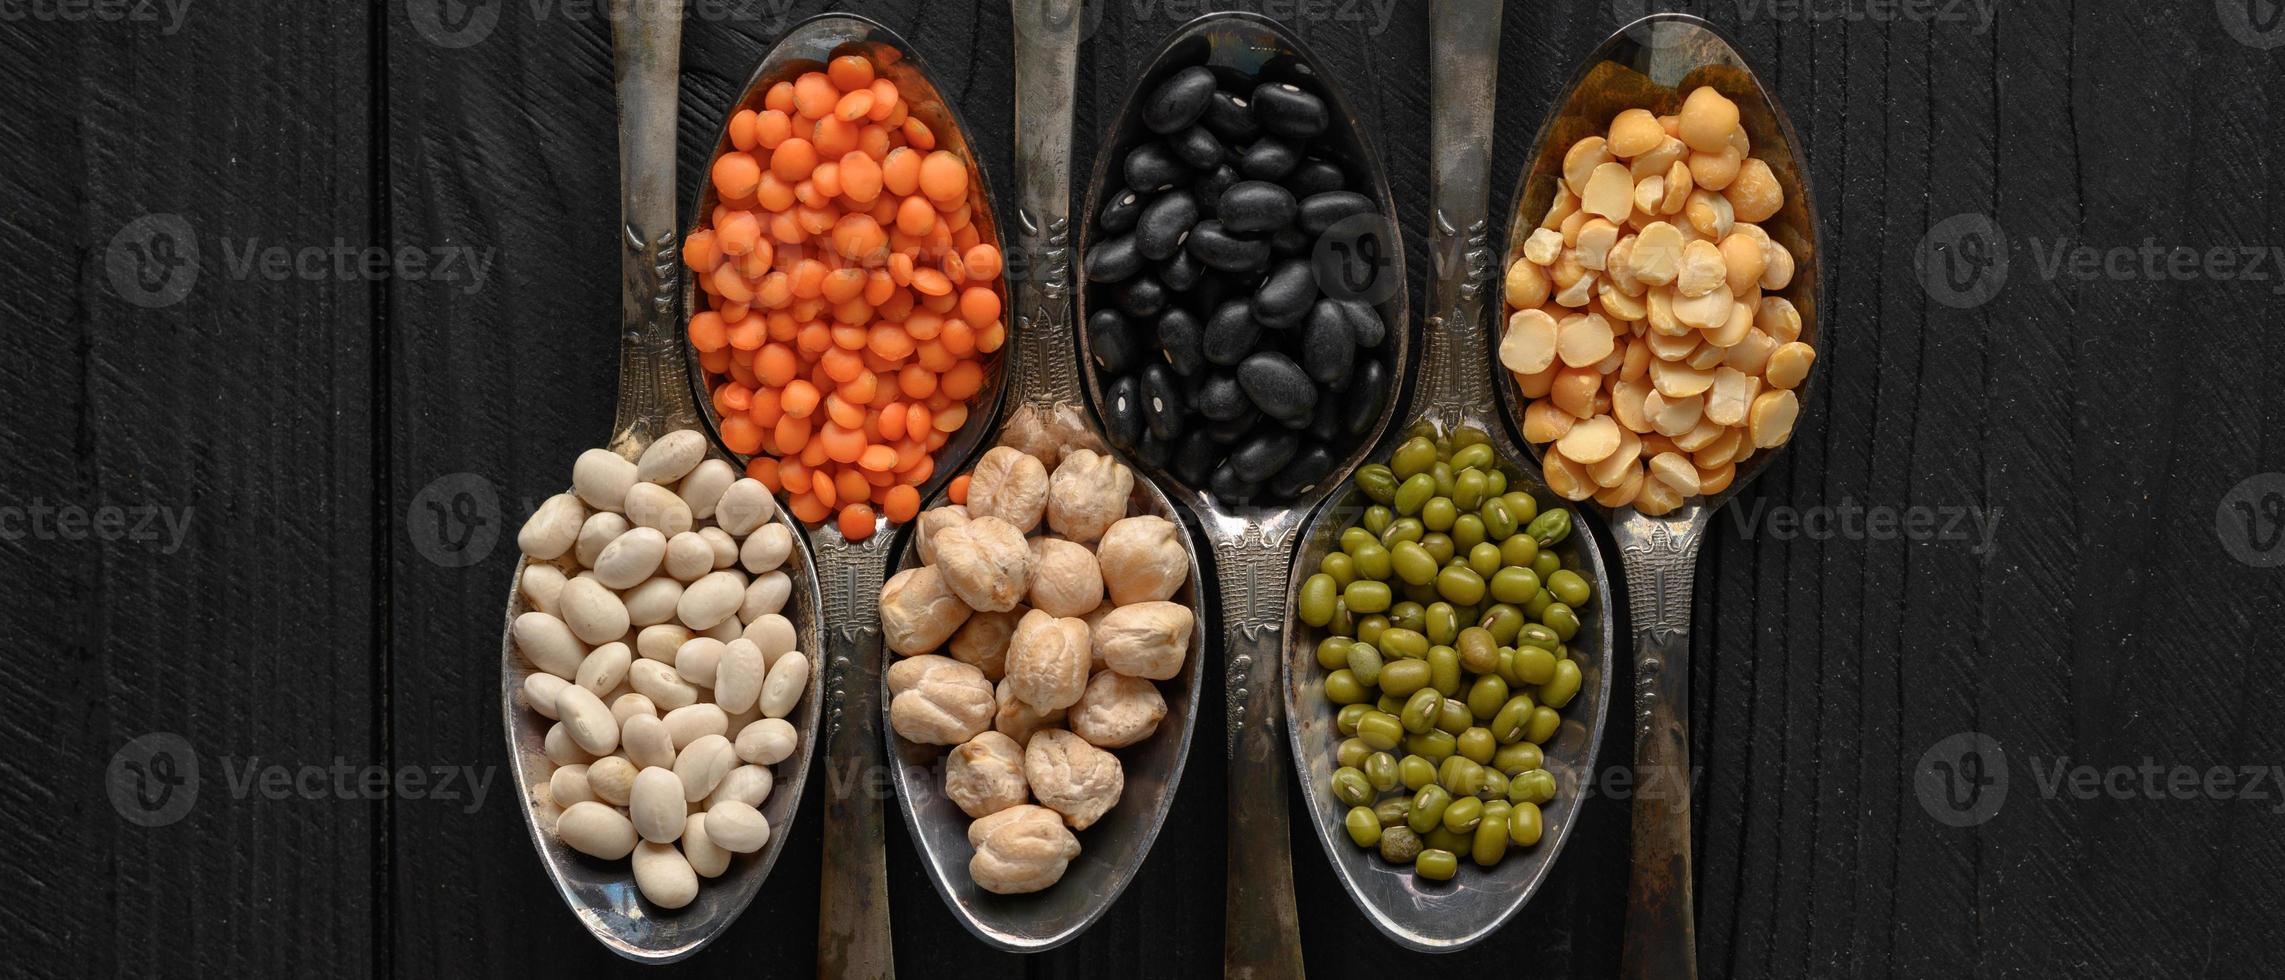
[572,448,638,513]
[739,523,793,574]
[735,718,798,765]
[681,813,733,878]
[741,612,797,664]
[609,693,657,726]
[549,763,595,807]
[678,570,747,631]
[574,642,632,698]
[557,577,630,646]
[698,616,742,643]
[513,611,586,680]
[636,430,708,485]
[662,703,729,750]
[586,755,637,805]
[738,573,793,627]
[556,801,637,860]
[621,577,685,627]
[631,841,698,909]
[621,713,678,769]
[517,493,585,561]
[707,763,775,810]
[675,637,727,687]
[713,479,777,536]
[698,527,740,569]
[663,532,715,581]
[624,483,694,536]
[758,651,809,719]
[677,458,737,519]
[543,723,594,766]
[714,639,765,715]
[704,800,771,853]
[522,671,570,720]
[574,511,631,569]
[635,624,689,664]
[554,684,619,755]
[594,526,667,589]
[674,734,737,802]
[629,766,686,843]
[519,562,568,615]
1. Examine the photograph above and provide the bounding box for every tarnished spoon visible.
[499,0,826,962]
[679,14,1018,978]
[1497,14,1825,979]
[1072,13,1411,975]
[1281,0,1616,952]
[872,0,1209,951]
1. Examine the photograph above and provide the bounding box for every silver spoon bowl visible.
[1496,14,1824,978]
[1071,13,1412,971]
[498,0,825,962]
[1279,0,1615,951]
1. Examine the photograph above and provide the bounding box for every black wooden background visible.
[8,0,2285,977]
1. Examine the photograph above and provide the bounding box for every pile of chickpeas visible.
[1299,424,1593,881]
[1500,85,1812,515]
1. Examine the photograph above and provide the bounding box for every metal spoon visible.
[1072,12,1412,975]
[1496,14,1825,979]
[868,0,1208,951]
[1277,0,1617,953]
[498,0,826,963]
[678,14,1020,977]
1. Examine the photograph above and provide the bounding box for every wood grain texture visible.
[7,0,2285,977]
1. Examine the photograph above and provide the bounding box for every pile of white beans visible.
[513,429,810,910]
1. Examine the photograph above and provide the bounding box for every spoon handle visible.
[607,0,698,452]
[1211,518,1306,980]
[1416,0,1503,420]
[1610,508,1710,980]
[814,536,897,980]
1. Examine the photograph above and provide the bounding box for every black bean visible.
[1141,363,1187,440]
[1085,233,1144,283]
[1209,462,1259,503]
[1229,431,1301,483]
[1341,355,1391,436]
[1159,249,1204,292]
[1098,188,1144,234]
[1170,125,1225,170]
[1088,309,1144,375]
[1203,90,1261,143]
[1270,226,1311,256]
[1115,274,1167,318]
[1194,165,1241,217]
[1194,371,1248,420]
[1185,220,1270,272]
[1250,81,1329,139]
[1202,299,1260,366]
[1238,351,1316,422]
[1171,431,1219,487]
[1253,259,1319,328]
[1124,141,1191,191]
[1135,427,1173,468]
[1338,296,1387,348]
[1285,159,1346,198]
[1144,66,1218,134]
[1207,407,1260,443]
[1155,307,1205,376]
[1239,137,1302,180]
[1302,300,1355,387]
[1307,394,1344,442]
[1134,190,1197,261]
[1298,190,1375,235]
[1218,180,1298,234]
[1103,373,1145,447]
[1266,443,1337,497]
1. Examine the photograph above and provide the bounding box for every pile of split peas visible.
[685,52,1007,542]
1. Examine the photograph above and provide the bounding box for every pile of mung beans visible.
[1298,423,1592,881]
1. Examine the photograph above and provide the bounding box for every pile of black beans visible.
[1084,59,1396,506]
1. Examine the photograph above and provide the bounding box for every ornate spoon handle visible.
[816,534,897,980]
[1612,507,1710,980]
[1214,513,1308,980]
[606,0,696,453]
